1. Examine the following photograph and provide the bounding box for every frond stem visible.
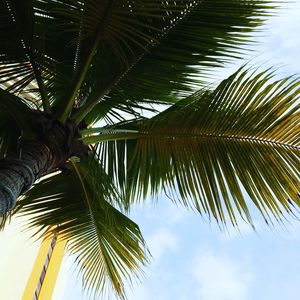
[82,131,300,152]
[56,0,117,122]
[31,60,51,113]
[72,2,199,124]
[5,0,51,113]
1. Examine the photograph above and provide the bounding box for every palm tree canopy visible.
[0,0,299,298]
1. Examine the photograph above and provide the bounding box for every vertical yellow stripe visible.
[22,235,67,300]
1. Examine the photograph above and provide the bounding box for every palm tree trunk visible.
[0,118,87,215]
[0,141,61,215]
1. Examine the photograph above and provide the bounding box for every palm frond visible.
[94,67,300,226]
[53,0,203,119]
[0,0,80,110]
[15,155,148,299]
[0,0,278,122]
[0,0,49,109]
[76,0,278,124]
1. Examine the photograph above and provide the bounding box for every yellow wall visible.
[22,234,67,300]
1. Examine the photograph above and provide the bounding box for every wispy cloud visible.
[261,2,300,73]
[147,227,178,262]
[192,251,254,300]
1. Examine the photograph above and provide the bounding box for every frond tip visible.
[17,156,150,299]
[97,67,300,226]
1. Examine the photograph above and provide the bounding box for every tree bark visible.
[0,117,87,215]
[0,141,58,215]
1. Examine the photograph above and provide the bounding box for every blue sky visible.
[0,2,300,300]
[58,199,300,300]
[55,2,300,299]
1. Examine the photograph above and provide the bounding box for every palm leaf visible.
[0,0,51,109]
[75,0,278,124]
[93,67,300,226]
[0,0,278,122]
[0,0,79,110]
[15,154,148,299]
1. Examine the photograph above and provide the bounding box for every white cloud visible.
[147,227,178,262]
[192,251,253,300]
[213,1,300,83]
[249,2,300,75]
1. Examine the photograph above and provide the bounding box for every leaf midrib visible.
[139,131,300,151]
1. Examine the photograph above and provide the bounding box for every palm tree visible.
[0,0,299,298]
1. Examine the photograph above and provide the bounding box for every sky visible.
[0,2,300,300]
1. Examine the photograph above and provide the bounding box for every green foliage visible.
[0,0,299,298]
[0,0,276,122]
[16,156,148,299]
[94,68,300,226]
